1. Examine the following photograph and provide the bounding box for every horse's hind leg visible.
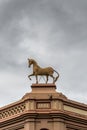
[50,74,55,84]
[46,75,48,84]
[36,75,38,84]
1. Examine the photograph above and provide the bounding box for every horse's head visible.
[28,58,32,67]
[28,58,36,67]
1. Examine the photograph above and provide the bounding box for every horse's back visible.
[37,67,53,75]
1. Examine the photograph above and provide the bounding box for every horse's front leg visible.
[36,75,38,84]
[28,73,34,80]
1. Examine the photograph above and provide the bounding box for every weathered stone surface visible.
[0,84,87,130]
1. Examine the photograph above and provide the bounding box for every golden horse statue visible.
[28,58,59,84]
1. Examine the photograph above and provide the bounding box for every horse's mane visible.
[31,59,40,67]
[31,59,37,64]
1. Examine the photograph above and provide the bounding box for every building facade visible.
[0,84,87,130]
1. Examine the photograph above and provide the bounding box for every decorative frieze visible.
[0,103,25,119]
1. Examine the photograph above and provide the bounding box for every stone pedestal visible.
[22,83,67,130]
[31,83,56,93]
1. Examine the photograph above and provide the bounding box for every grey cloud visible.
[0,0,87,106]
[1,0,87,47]
[0,0,87,67]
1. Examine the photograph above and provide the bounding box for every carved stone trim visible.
[36,102,51,109]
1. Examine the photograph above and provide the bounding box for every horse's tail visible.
[54,69,59,83]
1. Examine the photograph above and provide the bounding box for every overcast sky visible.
[0,0,87,107]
